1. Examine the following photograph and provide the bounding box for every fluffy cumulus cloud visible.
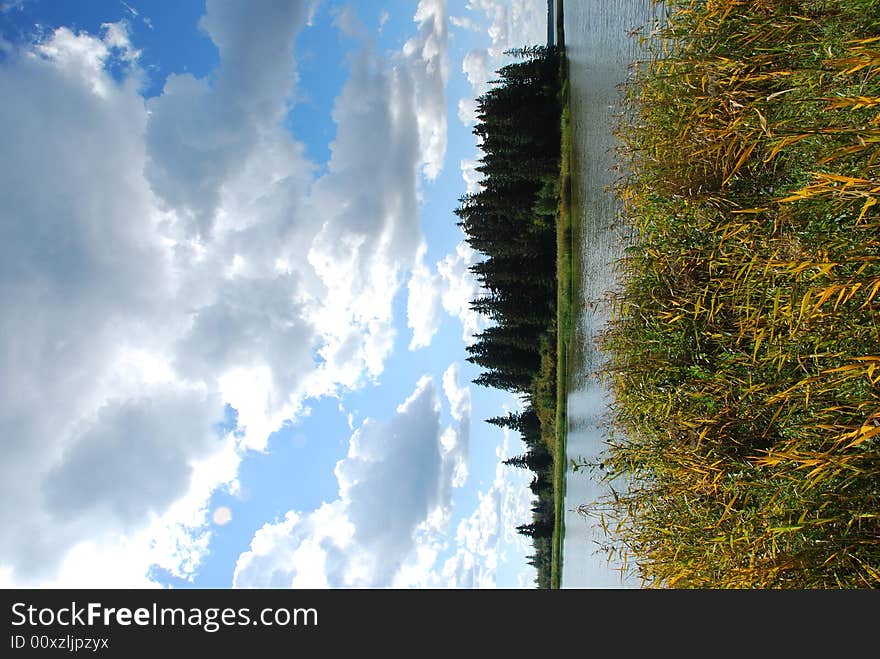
[0,19,225,584]
[449,15,479,32]
[145,1,310,238]
[42,390,225,528]
[453,0,544,197]
[407,241,485,349]
[462,0,546,58]
[234,373,469,588]
[406,245,444,350]
[462,48,490,94]
[436,242,485,343]
[0,0,450,585]
[234,373,533,590]
[305,0,449,394]
[408,0,448,180]
[460,158,484,194]
[306,41,422,388]
[441,363,470,489]
[441,428,532,588]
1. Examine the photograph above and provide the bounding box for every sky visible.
[0,0,550,588]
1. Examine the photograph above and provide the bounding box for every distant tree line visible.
[456,45,562,589]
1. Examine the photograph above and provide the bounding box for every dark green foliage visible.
[504,445,552,471]
[455,44,563,588]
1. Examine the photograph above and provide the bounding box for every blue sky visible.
[0,0,549,588]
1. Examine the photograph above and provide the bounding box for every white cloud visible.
[305,0,449,383]
[305,0,321,27]
[43,389,225,527]
[438,242,485,344]
[32,22,140,97]
[145,0,310,238]
[462,48,490,93]
[465,0,545,56]
[457,0,545,128]
[408,0,449,181]
[304,41,421,389]
[173,274,316,416]
[235,367,477,589]
[460,158,484,194]
[234,376,465,588]
[441,363,470,489]
[441,428,532,588]
[457,97,478,126]
[233,506,355,588]
[450,15,480,32]
[407,240,485,349]
[101,20,140,62]
[0,0,451,586]
[0,22,216,584]
[407,245,443,350]
[442,363,470,423]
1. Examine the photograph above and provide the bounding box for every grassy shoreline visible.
[550,0,570,590]
[602,0,880,588]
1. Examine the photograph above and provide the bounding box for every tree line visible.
[456,45,562,589]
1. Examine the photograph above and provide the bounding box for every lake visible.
[560,0,665,589]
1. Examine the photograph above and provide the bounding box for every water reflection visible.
[561,0,665,589]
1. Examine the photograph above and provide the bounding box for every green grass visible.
[550,0,573,591]
[555,0,565,49]
[599,0,880,588]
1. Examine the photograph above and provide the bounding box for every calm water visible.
[561,0,665,589]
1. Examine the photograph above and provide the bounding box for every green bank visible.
[551,0,571,590]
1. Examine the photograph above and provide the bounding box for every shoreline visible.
[550,0,568,590]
